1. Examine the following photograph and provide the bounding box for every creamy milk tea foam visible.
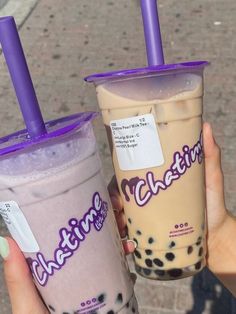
[86,62,208,280]
[0,113,139,313]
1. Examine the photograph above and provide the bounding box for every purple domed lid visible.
[0,112,98,157]
[85,61,209,83]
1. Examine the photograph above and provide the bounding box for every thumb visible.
[203,122,224,199]
[203,122,227,234]
[0,236,48,314]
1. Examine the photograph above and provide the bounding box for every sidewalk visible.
[0,0,236,313]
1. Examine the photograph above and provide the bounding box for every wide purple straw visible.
[140,0,164,66]
[0,16,46,138]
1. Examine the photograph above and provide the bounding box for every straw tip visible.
[0,16,14,24]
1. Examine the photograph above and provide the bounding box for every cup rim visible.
[0,112,98,157]
[84,61,209,83]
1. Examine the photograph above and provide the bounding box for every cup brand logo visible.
[27,192,108,286]
[121,132,203,207]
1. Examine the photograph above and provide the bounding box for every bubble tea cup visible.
[0,16,139,313]
[85,61,208,280]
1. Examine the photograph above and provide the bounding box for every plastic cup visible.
[0,112,138,313]
[85,61,208,280]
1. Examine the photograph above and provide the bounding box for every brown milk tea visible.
[86,62,208,280]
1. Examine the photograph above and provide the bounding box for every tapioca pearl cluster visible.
[187,236,204,258]
[136,258,205,280]
[133,234,155,264]
[134,234,205,272]
[133,235,156,262]
[142,241,176,258]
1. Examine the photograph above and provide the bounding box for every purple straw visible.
[0,16,46,138]
[140,0,164,66]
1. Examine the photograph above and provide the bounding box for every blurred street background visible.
[0,0,236,313]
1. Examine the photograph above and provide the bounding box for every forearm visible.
[207,214,236,296]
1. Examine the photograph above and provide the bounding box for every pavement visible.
[0,0,7,10]
[0,0,236,313]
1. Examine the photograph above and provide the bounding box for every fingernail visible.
[127,239,137,249]
[207,123,216,143]
[0,236,9,259]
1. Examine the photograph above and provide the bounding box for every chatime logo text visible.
[27,192,108,286]
[121,132,203,207]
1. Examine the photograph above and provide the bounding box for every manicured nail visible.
[0,237,9,259]
[127,239,137,249]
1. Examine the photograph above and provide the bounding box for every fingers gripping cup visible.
[85,61,208,280]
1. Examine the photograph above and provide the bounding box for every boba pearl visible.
[132,307,136,313]
[128,218,132,224]
[107,311,115,314]
[169,241,176,248]
[145,258,153,267]
[148,237,154,244]
[195,261,202,270]
[198,247,204,257]
[126,301,129,308]
[167,269,183,278]
[134,250,142,259]
[196,236,202,246]
[136,230,142,235]
[187,246,193,254]
[143,268,152,276]
[98,293,105,303]
[145,249,152,256]
[154,269,165,277]
[165,252,175,261]
[116,293,123,304]
[153,258,164,267]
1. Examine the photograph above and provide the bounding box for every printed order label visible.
[0,201,40,252]
[110,114,164,171]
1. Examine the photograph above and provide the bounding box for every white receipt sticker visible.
[0,201,40,252]
[110,114,164,170]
